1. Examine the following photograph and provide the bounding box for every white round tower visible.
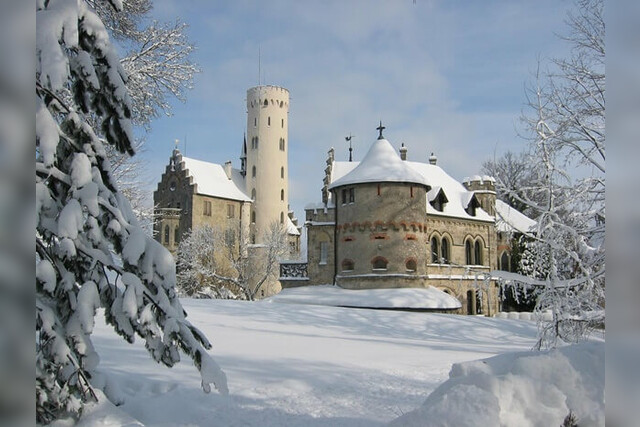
[245,85,290,243]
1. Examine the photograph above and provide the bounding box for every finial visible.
[376,121,386,139]
[174,138,179,150]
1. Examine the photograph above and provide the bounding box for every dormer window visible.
[429,188,448,212]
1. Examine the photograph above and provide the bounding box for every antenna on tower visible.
[258,46,261,86]
[345,133,355,162]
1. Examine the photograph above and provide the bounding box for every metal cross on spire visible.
[376,121,386,139]
[345,133,355,162]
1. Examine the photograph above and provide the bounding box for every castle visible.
[154,85,534,311]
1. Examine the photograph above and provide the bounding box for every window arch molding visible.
[464,238,474,265]
[341,259,354,272]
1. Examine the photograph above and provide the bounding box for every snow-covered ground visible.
[57,298,603,426]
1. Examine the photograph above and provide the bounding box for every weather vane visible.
[345,133,355,162]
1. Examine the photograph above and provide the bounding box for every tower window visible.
[254,117,257,126]
[281,189,284,201]
[203,200,212,216]
[251,211,256,223]
[281,167,284,178]
[372,256,388,270]
[500,251,510,272]
[174,227,180,244]
[227,204,235,219]
[268,116,271,126]
[349,188,355,203]
[410,186,414,198]
[281,118,284,128]
[252,166,256,178]
[377,183,381,196]
[280,212,284,224]
[405,258,417,272]
[264,99,268,107]
[441,238,450,264]
[164,225,170,244]
[251,189,256,200]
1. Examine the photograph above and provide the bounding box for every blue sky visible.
[139,0,573,219]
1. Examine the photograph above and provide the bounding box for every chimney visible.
[429,152,437,165]
[224,161,232,180]
[399,143,407,161]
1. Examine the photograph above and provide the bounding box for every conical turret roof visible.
[329,137,430,189]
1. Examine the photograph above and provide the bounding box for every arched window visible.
[281,167,284,178]
[281,118,284,127]
[474,240,483,265]
[280,212,284,224]
[263,99,268,106]
[164,225,170,244]
[268,116,271,126]
[431,237,440,263]
[465,240,473,265]
[254,117,257,126]
[174,227,180,244]
[251,188,256,200]
[281,189,284,201]
[405,258,417,272]
[441,238,450,264]
[342,259,354,271]
[372,256,388,270]
[251,211,256,223]
[252,166,256,178]
[500,252,510,272]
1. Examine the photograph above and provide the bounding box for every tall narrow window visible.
[164,225,170,244]
[268,116,271,126]
[251,211,256,223]
[410,186,414,198]
[254,117,256,126]
[341,189,347,205]
[281,189,284,201]
[431,237,440,263]
[252,166,256,178]
[349,188,355,203]
[203,200,212,216]
[474,240,483,265]
[281,167,284,178]
[377,183,381,196]
[465,240,473,265]
[441,238,450,264]
[227,204,235,219]
[319,242,328,265]
[251,189,256,200]
[174,227,180,244]
[500,252,510,272]
[280,212,284,224]
[281,118,284,128]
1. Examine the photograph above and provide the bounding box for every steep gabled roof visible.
[328,138,430,189]
[176,154,251,202]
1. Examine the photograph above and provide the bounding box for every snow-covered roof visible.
[328,138,430,189]
[178,155,251,202]
[494,199,537,234]
[286,216,300,236]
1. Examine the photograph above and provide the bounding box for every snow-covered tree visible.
[92,0,199,228]
[481,151,533,214]
[177,222,289,301]
[35,1,226,423]
[495,0,605,349]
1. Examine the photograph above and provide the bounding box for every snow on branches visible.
[35,1,225,423]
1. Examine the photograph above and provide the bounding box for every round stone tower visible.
[245,85,290,243]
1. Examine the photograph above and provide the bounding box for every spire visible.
[376,121,386,140]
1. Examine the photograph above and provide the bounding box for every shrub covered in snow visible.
[389,341,604,427]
